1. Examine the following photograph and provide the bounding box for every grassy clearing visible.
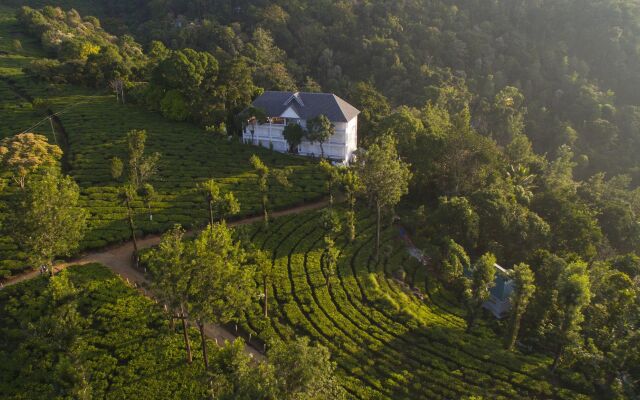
[235,208,588,399]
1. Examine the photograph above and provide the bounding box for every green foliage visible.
[0,263,287,399]
[305,114,334,158]
[8,167,87,269]
[268,336,346,400]
[248,248,273,318]
[356,134,412,209]
[551,261,592,370]
[430,196,479,251]
[282,122,305,153]
[18,6,145,86]
[0,264,207,399]
[321,236,340,288]
[231,208,589,398]
[245,27,296,91]
[147,224,188,310]
[463,253,496,331]
[190,222,256,326]
[0,133,62,188]
[109,156,123,180]
[355,135,411,257]
[126,129,160,189]
[3,2,639,395]
[439,239,470,285]
[348,81,391,144]
[0,7,325,278]
[250,154,290,226]
[339,167,362,241]
[506,263,536,351]
[160,89,189,121]
[579,262,639,391]
[319,208,342,237]
[198,178,240,225]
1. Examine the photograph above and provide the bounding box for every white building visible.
[242,91,360,163]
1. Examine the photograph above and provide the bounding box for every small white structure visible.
[242,91,360,163]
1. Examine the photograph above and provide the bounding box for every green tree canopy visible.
[306,114,335,158]
[9,167,87,272]
[551,261,591,371]
[198,178,240,226]
[506,263,536,350]
[463,252,497,331]
[0,133,63,189]
[282,122,305,153]
[355,135,411,258]
[249,154,290,226]
[268,336,346,400]
[189,222,256,369]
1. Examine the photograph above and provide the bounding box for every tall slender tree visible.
[319,160,340,206]
[118,184,139,254]
[551,261,591,371]
[251,249,273,318]
[198,178,240,227]
[110,156,124,181]
[249,154,290,227]
[341,168,362,241]
[306,115,334,158]
[505,263,536,350]
[322,236,340,289]
[189,222,256,370]
[440,239,470,285]
[139,183,156,221]
[355,136,411,259]
[148,225,193,364]
[126,129,160,190]
[463,252,496,332]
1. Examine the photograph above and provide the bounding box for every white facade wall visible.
[243,116,358,163]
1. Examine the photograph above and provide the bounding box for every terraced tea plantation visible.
[0,263,213,398]
[0,8,326,278]
[237,208,588,399]
[46,92,326,248]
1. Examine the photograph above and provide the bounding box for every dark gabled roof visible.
[251,91,360,123]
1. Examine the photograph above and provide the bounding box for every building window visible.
[270,117,286,125]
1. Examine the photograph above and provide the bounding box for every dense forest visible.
[20,0,640,181]
[1,0,640,398]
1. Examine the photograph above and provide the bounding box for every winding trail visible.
[3,199,330,360]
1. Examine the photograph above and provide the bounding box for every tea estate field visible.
[0,6,327,278]
[222,208,590,399]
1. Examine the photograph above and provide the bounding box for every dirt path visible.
[2,199,329,359]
